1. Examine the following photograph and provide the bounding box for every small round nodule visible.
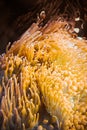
[48,124,54,130]
[37,125,43,130]
[43,119,48,124]
[40,11,46,20]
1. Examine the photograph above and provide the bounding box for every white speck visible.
[74,28,80,33]
[75,17,80,21]
[77,37,83,40]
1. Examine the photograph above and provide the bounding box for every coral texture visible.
[0,19,87,130]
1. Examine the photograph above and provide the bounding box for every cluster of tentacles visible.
[0,18,87,130]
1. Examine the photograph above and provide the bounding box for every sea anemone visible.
[0,1,87,130]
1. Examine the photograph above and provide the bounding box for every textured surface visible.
[0,20,87,130]
[0,0,87,54]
